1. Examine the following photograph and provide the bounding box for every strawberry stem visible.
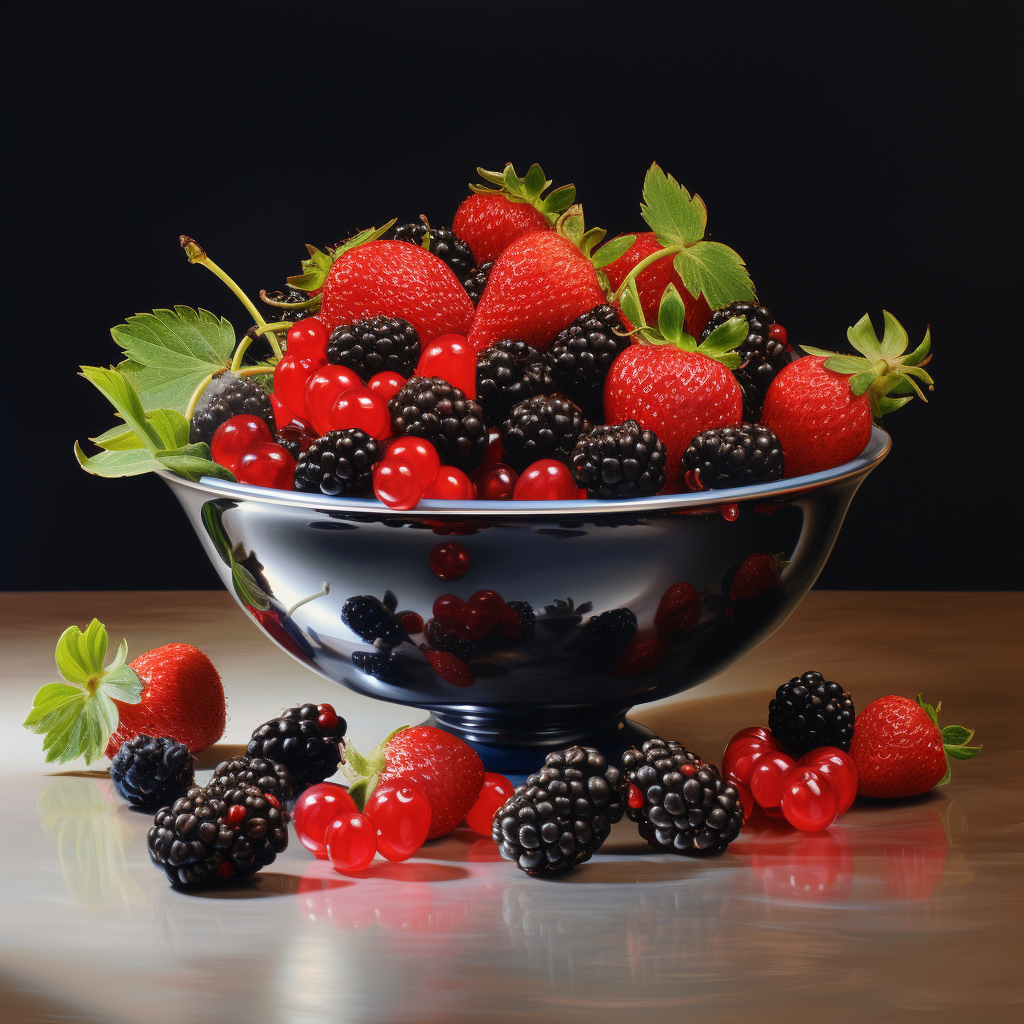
[609,244,682,302]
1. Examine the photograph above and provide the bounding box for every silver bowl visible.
[160,426,889,771]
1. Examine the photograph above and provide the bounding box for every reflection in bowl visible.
[161,427,889,771]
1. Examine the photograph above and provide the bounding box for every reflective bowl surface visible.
[160,427,890,770]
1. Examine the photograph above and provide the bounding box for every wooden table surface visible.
[1,591,1022,1023]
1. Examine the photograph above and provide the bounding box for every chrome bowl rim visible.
[159,425,890,517]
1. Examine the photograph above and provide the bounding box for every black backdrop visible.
[6,5,1019,590]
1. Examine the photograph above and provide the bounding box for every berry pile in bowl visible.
[74,162,933,510]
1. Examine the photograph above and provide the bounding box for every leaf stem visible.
[609,244,681,302]
[236,364,276,377]
[185,371,217,421]
[180,236,272,337]
[286,583,330,618]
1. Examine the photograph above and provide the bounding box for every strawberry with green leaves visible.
[604,282,749,490]
[467,206,634,352]
[453,163,573,264]
[762,312,932,477]
[23,620,226,765]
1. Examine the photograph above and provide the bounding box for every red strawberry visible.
[655,582,701,636]
[378,726,485,839]
[728,553,782,600]
[424,649,476,688]
[106,644,226,758]
[318,240,475,342]
[604,232,712,337]
[850,695,980,799]
[761,357,873,478]
[452,193,551,265]
[604,343,742,490]
[467,231,607,352]
[612,631,666,676]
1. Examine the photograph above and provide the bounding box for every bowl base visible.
[421,706,657,774]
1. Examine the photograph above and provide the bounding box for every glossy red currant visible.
[317,704,339,731]
[399,611,424,634]
[464,773,515,835]
[627,783,645,809]
[432,594,463,622]
[211,415,272,473]
[325,812,377,872]
[364,782,432,861]
[235,443,296,489]
[423,466,476,500]
[727,727,780,748]
[286,318,330,361]
[723,735,780,785]
[367,370,408,403]
[477,464,518,500]
[293,782,358,859]
[274,353,326,421]
[749,751,797,809]
[733,779,754,823]
[430,542,471,579]
[416,334,476,398]
[270,393,295,430]
[799,747,857,815]
[386,437,440,488]
[303,365,362,434]
[768,324,788,345]
[328,389,390,438]
[513,460,585,501]
[373,458,423,510]
[780,766,840,832]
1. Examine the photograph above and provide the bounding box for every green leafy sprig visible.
[339,727,410,810]
[286,220,397,294]
[802,311,933,417]
[610,163,756,309]
[555,204,636,272]
[470,162,576,225]
[916,694,981,786]
[23,620,143,765]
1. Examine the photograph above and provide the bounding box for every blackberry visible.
[261,287,313,323]
[501,395,590,473]
[768,672,856,756]
[577,608,637,661]
[476,340,555,426]
[109,735,194,809]
[622,739,744,855]
[701,301,790,421]
[571,421,667,499]
[548,304,630,420]
[681,424,784,491]
[393,222,476,278]
[246,703,347,792]
[147,784,288,888]
[293,429,382,496]
[493,746,625,876]
[351,650,414,686]
[505,600,536,644]
[326,316,420,381]
[341,592,408,650]
[389,376,488,472]
[189,373,274,445]
[424,617,477,661]
[205,756,293,803]
[462,260,493,304]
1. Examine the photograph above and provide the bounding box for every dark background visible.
[6,5,1019,590]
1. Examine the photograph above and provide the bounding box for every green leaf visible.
[75,443,164,478]
[697,316,748,358]
[874,395,912,416]
[848,370,877,396]
[936,761,952,787]
[879,310,909,358]
[945,743,982,761]
[673,242,756,308]
[640,163,707,247]
[232,561,270,611]
[620,278,647,331]
[657,284,687,343]
[80,367,164,452]
[846,313,883,360]
[156,445,237,482]
[591,234,635,270]
[329,219,397,262]
[55,620,108,684]
[916,694,941,726]
[941,725,974,745]
[287,245,333,292]
[90,408,190,451]
[904,327,931,366]
[539,184,577,218]
[821,355,871,375]
[470,164,574,224]
[111,307,235,413]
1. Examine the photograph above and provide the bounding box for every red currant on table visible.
[270,393,295,430]
[328,389,390,438]
[475,430,504,478]
[722,735,781,786]
[293,782,358,859]
[513,460,585,500]
[416,334,476,398]
[432,594,464,622]
[363,781,432,861]
[286,318,330,361]
[211,415,272,473]
[799,747,857,815]
[749,751,797,809]
[430,542,471,579]
[780,766,839,832]
[325,812,377,873]
[274,353,326,421]
[386,437,440,488]
[423,466,476,500]
[464,773,515,834]
[235,443,296,489]
[373,459,423,510]
[367,370,408,403]
[477,464,518,500]
[303,365,362,434]
[733,779,754,823]
[727,727,780,749]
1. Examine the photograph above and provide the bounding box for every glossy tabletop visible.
[1,591,1022,1023]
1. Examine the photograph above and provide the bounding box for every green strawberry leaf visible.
[846,313,884,360]
[641,163,707,247]
[945,743,982,761]
[328,219,397,261]
[696,316,748,358]
[89,408,190,451]
[936,762,952,787]
[231,560,270,611]
[657,283,687,344]
[23,620,143,766]
[470,164,575,224]
[287,245,333,292]
[80,366,165,452]
[673,242,756,308]
[620,278,648,332]
[879,310,910,359]
[112,307,235,414]
[75,444,168,478]
[591,234,636,270]
[941,725,974,745]
[916,694,941,727]
[156,444,237,482]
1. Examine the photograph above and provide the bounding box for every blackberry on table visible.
[247,703,347,792]
[768,671,856,756]
[189,373,275,445]
[476,340,555,426]
[342,593,409,650]
[205,756,293,803]
[548,304,630,420]
[622,738,744,855]
[327,316,421,381]
[571,421,667,499]
[681,424,784,491]
[577,608,637,661]
[148,784,288,888]
[493,746,625,876]
[293,429,382,496]
[701,301,790,421]
[393,222,476,279]
[389,376,488,472]
[501,395,590,473]
[109,735,194,809]
[462,261,493,304]
[261,287,313,323]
